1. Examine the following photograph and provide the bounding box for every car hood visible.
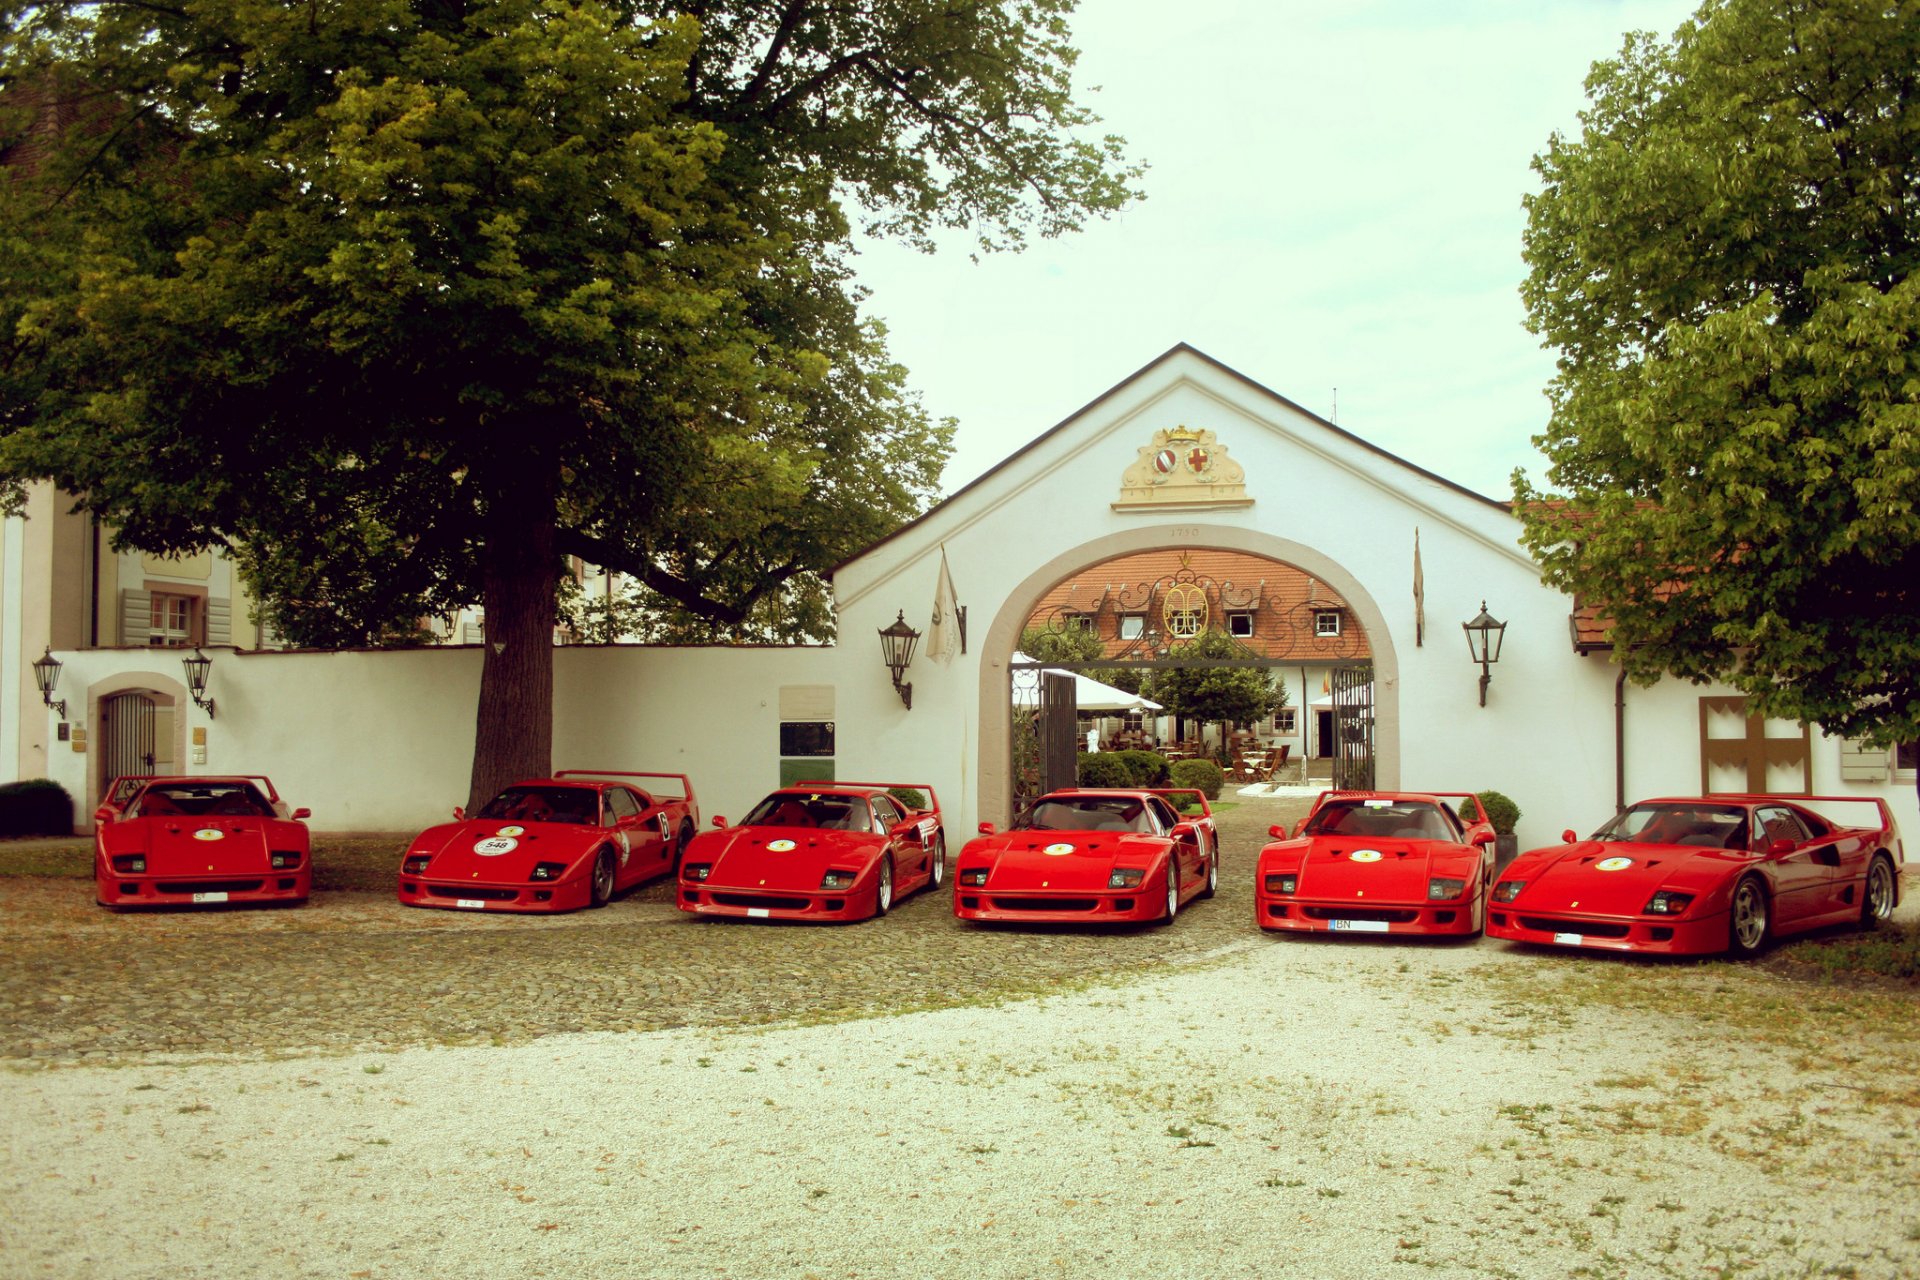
[1263,836,1482,900]
[405,819,601,880]
[689,826,880,890]
[965,831,1169,891]
[105,817,278,874]
[1500,841,1747,914]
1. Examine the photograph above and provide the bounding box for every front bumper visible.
[96,867,309,909]
[1484,907,1729,955]
[954,885,1164,924]
[1256,892,1480,936]
[397,873,591,913]
[678,883,873,922]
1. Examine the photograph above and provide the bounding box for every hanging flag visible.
[1413,526,1425,647]
[928,546,964,665]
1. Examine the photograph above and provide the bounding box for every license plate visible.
[747,908,770,918]
[1553,931,1584,945]
[1328,919,1388,933]
[191,891,229,904]
[455,898,486,910]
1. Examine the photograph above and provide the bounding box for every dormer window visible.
[1314,610,1342,637]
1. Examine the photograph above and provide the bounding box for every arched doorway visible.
[977,526,1399,825]
[86,673,189,820]
[99,691,159,796]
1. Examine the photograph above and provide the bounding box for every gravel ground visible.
[4,799,1919,1278]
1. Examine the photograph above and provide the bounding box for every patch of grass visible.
[0,839,90,878]
[1775,921,1920,983]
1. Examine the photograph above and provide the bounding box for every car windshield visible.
[477,786,600,826]
[1305,799,1455,841]
[134,783,273,818]
[1593,803,1748,849]
[1015,796,1156,834]
[741,794,873,833]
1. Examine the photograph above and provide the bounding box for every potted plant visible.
[1474,789,1522,869]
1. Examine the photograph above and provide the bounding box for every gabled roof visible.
[836,343,1512,574]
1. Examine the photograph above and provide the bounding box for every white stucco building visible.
[3,346,1913,845]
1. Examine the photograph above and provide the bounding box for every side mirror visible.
[1768,836,1797,856]
[1470,829,1495,847]
[1170,821,1197,842]
[94,805,115,823]
[977,821,997,836]
[712,815,728,828]
[1561,829,1577,844]
[1268,824,1288,839]
[453,806,466,821]
[291,807,311,822]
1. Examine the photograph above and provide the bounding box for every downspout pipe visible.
[1614,665,1627,815]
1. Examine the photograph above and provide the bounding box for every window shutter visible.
[1838,737,1890,783]
[205,596,232,646]
[119,589,153,646]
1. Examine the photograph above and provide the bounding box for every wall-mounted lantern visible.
[1462,601,1507,708]
[878,610,921,709]
[31,647,67,719]
[182,648,217,719]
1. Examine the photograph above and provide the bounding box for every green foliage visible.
[886,786,927,811]
[1783,921,1920,983]
[1019,626,1107,666]
[1516,0,1920,754]
[1075,752,1132,789]
[1144,630,1285,727]
[1169,758,1224,801]
[1113,750,1170,788]
[1473,790,1520,835]
[0,778,73,837]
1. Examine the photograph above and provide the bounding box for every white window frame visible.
[1314,610,1342,637]
[1229,612,1254,638]
[1119,614,1145,640]
[149,593,195,647]
[1272,708,1297,735]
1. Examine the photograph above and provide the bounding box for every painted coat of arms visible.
[1116,426,1249,510]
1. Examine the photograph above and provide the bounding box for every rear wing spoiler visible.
[1150,787,1211,817]
[103,774,282,805]
[1304,788,1494,825]
[826,782,941,816]
[1708,793,1897,836]
[555,770,695,803]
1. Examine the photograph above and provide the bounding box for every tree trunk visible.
[467,479,559,813]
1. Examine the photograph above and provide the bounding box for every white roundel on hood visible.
[1043,843,1075,856]
[192,828,225,842]
[474,837,518,856]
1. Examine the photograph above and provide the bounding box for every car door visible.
[604,786,662,886]
[869,794,922,883]
[1148,796,1199,890]
[1752,805,1832,929]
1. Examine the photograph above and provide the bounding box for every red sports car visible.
[677,782,944,922]
[94,774,312,909]
[397,770,699,913]
[953,788,1215,926]
[1254,790,1497,937]
[1486,794,1904,957]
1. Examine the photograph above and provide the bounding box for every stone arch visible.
[85,671,189,821]
[976,525,1399,823]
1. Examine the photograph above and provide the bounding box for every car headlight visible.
[1643,890,1694,915]
[958,868,989,887]
[820,869,857,890]
[1427,877,1466,901]
[270,851,302,869]
[402,855,431,875]
[684,863,711,882]
[529,861,568,882]
[1108,868,1146,889]
[1264,873,1297,895]
[112,854,146,874]
[1492,880,1525,903]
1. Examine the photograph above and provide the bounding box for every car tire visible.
[1198,845,1218,900]
[1861,854,1897,930]
[926,833,946,893]
[1160,859,1180,925]
[673,821,695,878]
[589,847,615,908]
[1728,875,1769,958]
[873,856,894,919]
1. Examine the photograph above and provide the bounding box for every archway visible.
[86,672,189,819]
[977,525,1399,824]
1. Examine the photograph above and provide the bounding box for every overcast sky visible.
[851,0,1701,502]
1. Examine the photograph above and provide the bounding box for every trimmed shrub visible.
[887,786,928,811]
[1114,749,1170,787]
[0,778,74,837]
[1474,789,1521,834]
[1076,752,1133,788]
[1169,758,1224,800]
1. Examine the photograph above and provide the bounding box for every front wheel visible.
[1197,846,1218,900]
[1160,859,1180,925]
[1861,854,1897,929]
[873,856,894,919]
[589,847,616,908]
[1728,875,1768,957]
[926,833,946,892]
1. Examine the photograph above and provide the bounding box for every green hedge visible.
[1169,758,1225,800]
[0,779,74,837]
[1076,753,1133,788]
[1474,789,1521,834]
[1113,750,1170,787]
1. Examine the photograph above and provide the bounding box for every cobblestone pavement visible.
[1,796,1315,1065]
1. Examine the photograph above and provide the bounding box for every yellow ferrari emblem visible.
[1357,890,1365,898]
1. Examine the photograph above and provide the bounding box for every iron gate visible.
[100,691,157,790]
[1330,664,1374,791]
[1010,664,1084,814]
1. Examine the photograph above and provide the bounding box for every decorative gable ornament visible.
[1115,426,1250,511]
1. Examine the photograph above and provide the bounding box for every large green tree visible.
[1144,629,1284,731]
[1515,0,1920,786]
[0,0,1139,806]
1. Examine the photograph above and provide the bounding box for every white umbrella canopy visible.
[1310,683,1373,710]
[1011,652,1163,713]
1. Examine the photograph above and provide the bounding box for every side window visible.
[607,788,641,822]
[870,795,903,829]
[1754,807,1809,847]
[1147,797,1177,834]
